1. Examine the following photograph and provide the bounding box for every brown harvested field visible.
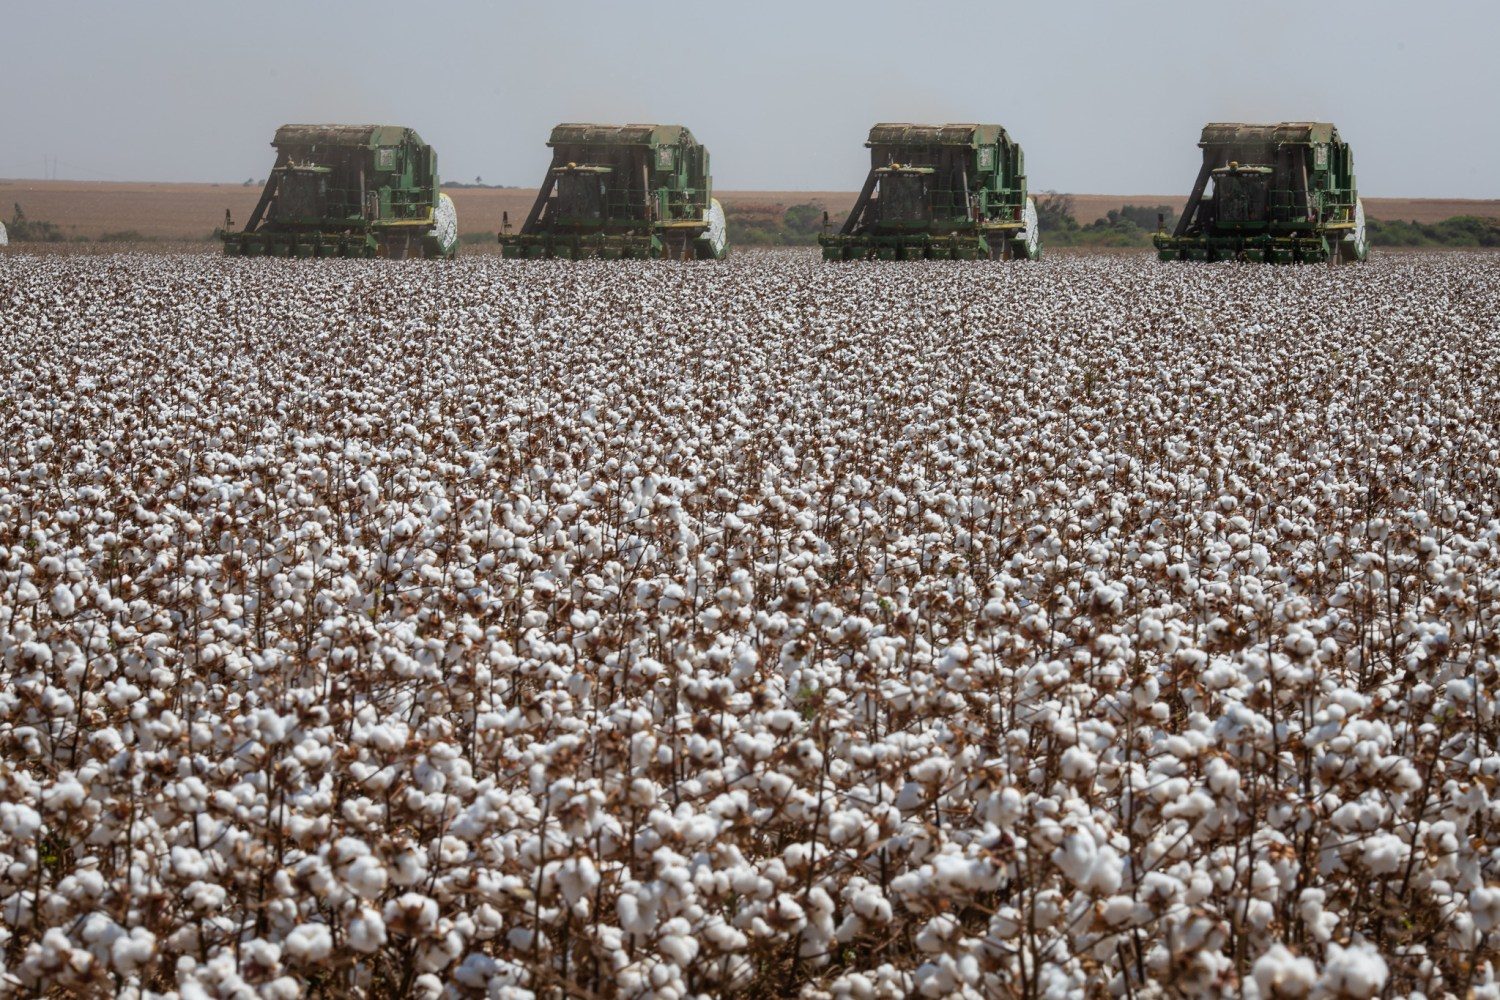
[0,180,540,242]
[2,179,1495,241]
[0,180,864,242]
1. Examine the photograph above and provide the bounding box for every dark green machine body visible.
[499,124,728,260]
[223,125,457,259]
[820,123,1040,261]
[1155,122,1368,264]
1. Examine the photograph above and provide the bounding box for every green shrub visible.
[723,201,828,246]
[8,203,66,242]
[1366,215,1500,247]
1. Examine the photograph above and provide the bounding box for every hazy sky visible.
[4,1,1496,197]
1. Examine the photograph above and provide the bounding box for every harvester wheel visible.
[1018,197,1040,260]
[695,199,729,260]
[1336,199,1369,264]
[429,193,459,259]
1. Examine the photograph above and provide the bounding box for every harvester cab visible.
[1155,122,1368,264]
[499,124,729,260]
[222,124,458,260]
[270,164,334,225]
[874,166,938,227]
[820,123,1040,261]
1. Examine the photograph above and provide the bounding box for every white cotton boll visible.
[384,893,440,935]
[416,928,464,972]
[1060,745,1097,781]
[1100,895,1136,927]
[50,583,75,617]
[260,977,301,1000]
[1,803,43,840]
[454,953,500,988]
[914,914,959,953]
[348,907,387,953]
[680,813,719,845]
[187,881,226,912]
[617,892,656,935]
[42,779,86,811]
[910,756,951,784]
[832,972,876,1000]
[991,906,1023,939]
[849,884,892,924]
[628,778,659,807]
[1471,886,1500,934]
[391,848,427,887]
[1087,846,1122,895]
[703,918,748,952]
[110,927,156,974]
[344,855,388,899]
[412,974,443,999]
[1052,831,1097,888]
[895,781,929,812]
[988,787,1025,828]
[658,918,699,966]
[1317,941,1387,998]
[170,847,210,880]
[283,923,332,963]
[1252,944,1316,998]
[558,856,601,907]
[801,887,836,963]
[1358,833,1406,875]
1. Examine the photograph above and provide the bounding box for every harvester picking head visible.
[499,124,728,261]
[820,123,1039,262]
[1154,122,1368,264]
[222,124,457,260]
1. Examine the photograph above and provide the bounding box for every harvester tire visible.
[1337,199,1369,264]
[695,199,729,260]
[431,193,459,259]
[1019,197,1040,260]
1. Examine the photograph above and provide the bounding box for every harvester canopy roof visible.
[1200,122,1339,146]
[867,124,1011,148]
[548,124,695,147]
[273,125,422,149]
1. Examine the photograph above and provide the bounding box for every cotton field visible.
[2,250,1500,999]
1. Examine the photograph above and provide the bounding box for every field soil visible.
[3,178,1494,241]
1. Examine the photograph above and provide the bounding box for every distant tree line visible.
[1035,194,1177,247]
[7,203,68,242]
[1366,216,1500,247]
[725,202,828,246]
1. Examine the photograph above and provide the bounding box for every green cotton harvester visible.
[1155,122,1368,263]
[820,123,1039,261]
[222,125,458,259]
[499,124,728,260]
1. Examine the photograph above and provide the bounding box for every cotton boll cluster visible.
[0,250,1498,995]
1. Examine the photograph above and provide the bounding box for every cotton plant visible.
[0,251,1496,996]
